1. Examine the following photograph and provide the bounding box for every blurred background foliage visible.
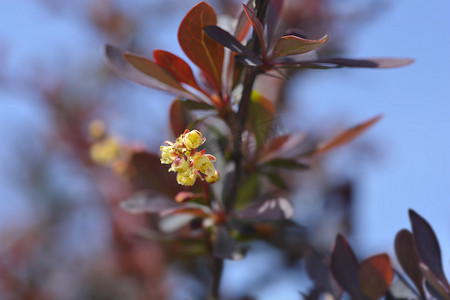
[0,0,448,299]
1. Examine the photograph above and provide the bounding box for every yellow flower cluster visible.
[89,120,130,176]
[160,129,219,186]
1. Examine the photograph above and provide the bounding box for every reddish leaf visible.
[270,0,284,15]
[178,2,224,92]
[242,4,266,57]
[123,52,188,92]
[260,135,290,159]
[104,45,194,99]
[409,209,450,288]
[358,254,394,300]
[313,115,382,155]
[259,133,307,163]
[236,197,294,221]
[394,229,426,298]
[170,99,192,137]
[234,2,252,42]
[330,234,364,300]
[153,50,203,92]
[272,35,329,58]
[130,150,187,197]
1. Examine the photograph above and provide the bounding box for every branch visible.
[225,0,270,213]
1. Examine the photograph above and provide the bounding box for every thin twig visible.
[225,0,270,213]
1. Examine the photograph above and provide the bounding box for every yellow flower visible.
[160,145,176,164]
[205,170,220,184]
[177,170,197,186]
[89,119,107,140]
[183,129,204,150]
[161,129,219,186]
[90,137,120,165]
[169,155,190,173]
[194,154,216,176]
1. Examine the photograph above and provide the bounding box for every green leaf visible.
[235,174,260,209]
[265,172,288,190]
[182,99,215,110]
[263,158,309,170]
[248,90,275,147]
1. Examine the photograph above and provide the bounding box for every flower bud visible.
[170,155,190,173]
[205,170,220,184]
[160,145,175,164]
[89,119,106,140]
[194,154,216,176]
[183,129,204,150]
[90,137,120,165]
[176,170,197,186]
[175,191,195,203]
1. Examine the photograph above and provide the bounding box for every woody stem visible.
[225,0,270,213]
[201,175,211,207]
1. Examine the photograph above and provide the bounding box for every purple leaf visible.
[258,133,307,163]
[409,209,450,289]
[203,25,253,56]
[305,250,336,293]
[330,234,364,300]
[236,197,294,221]
[129,150,189,197]
[213,225,246,260]
[235,54,264,66]
[120,191,179,214]
[242,4,266,57]
[394,229,426,298]
[308,57,414,69]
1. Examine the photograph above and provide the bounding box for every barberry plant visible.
[96,0,419,299]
